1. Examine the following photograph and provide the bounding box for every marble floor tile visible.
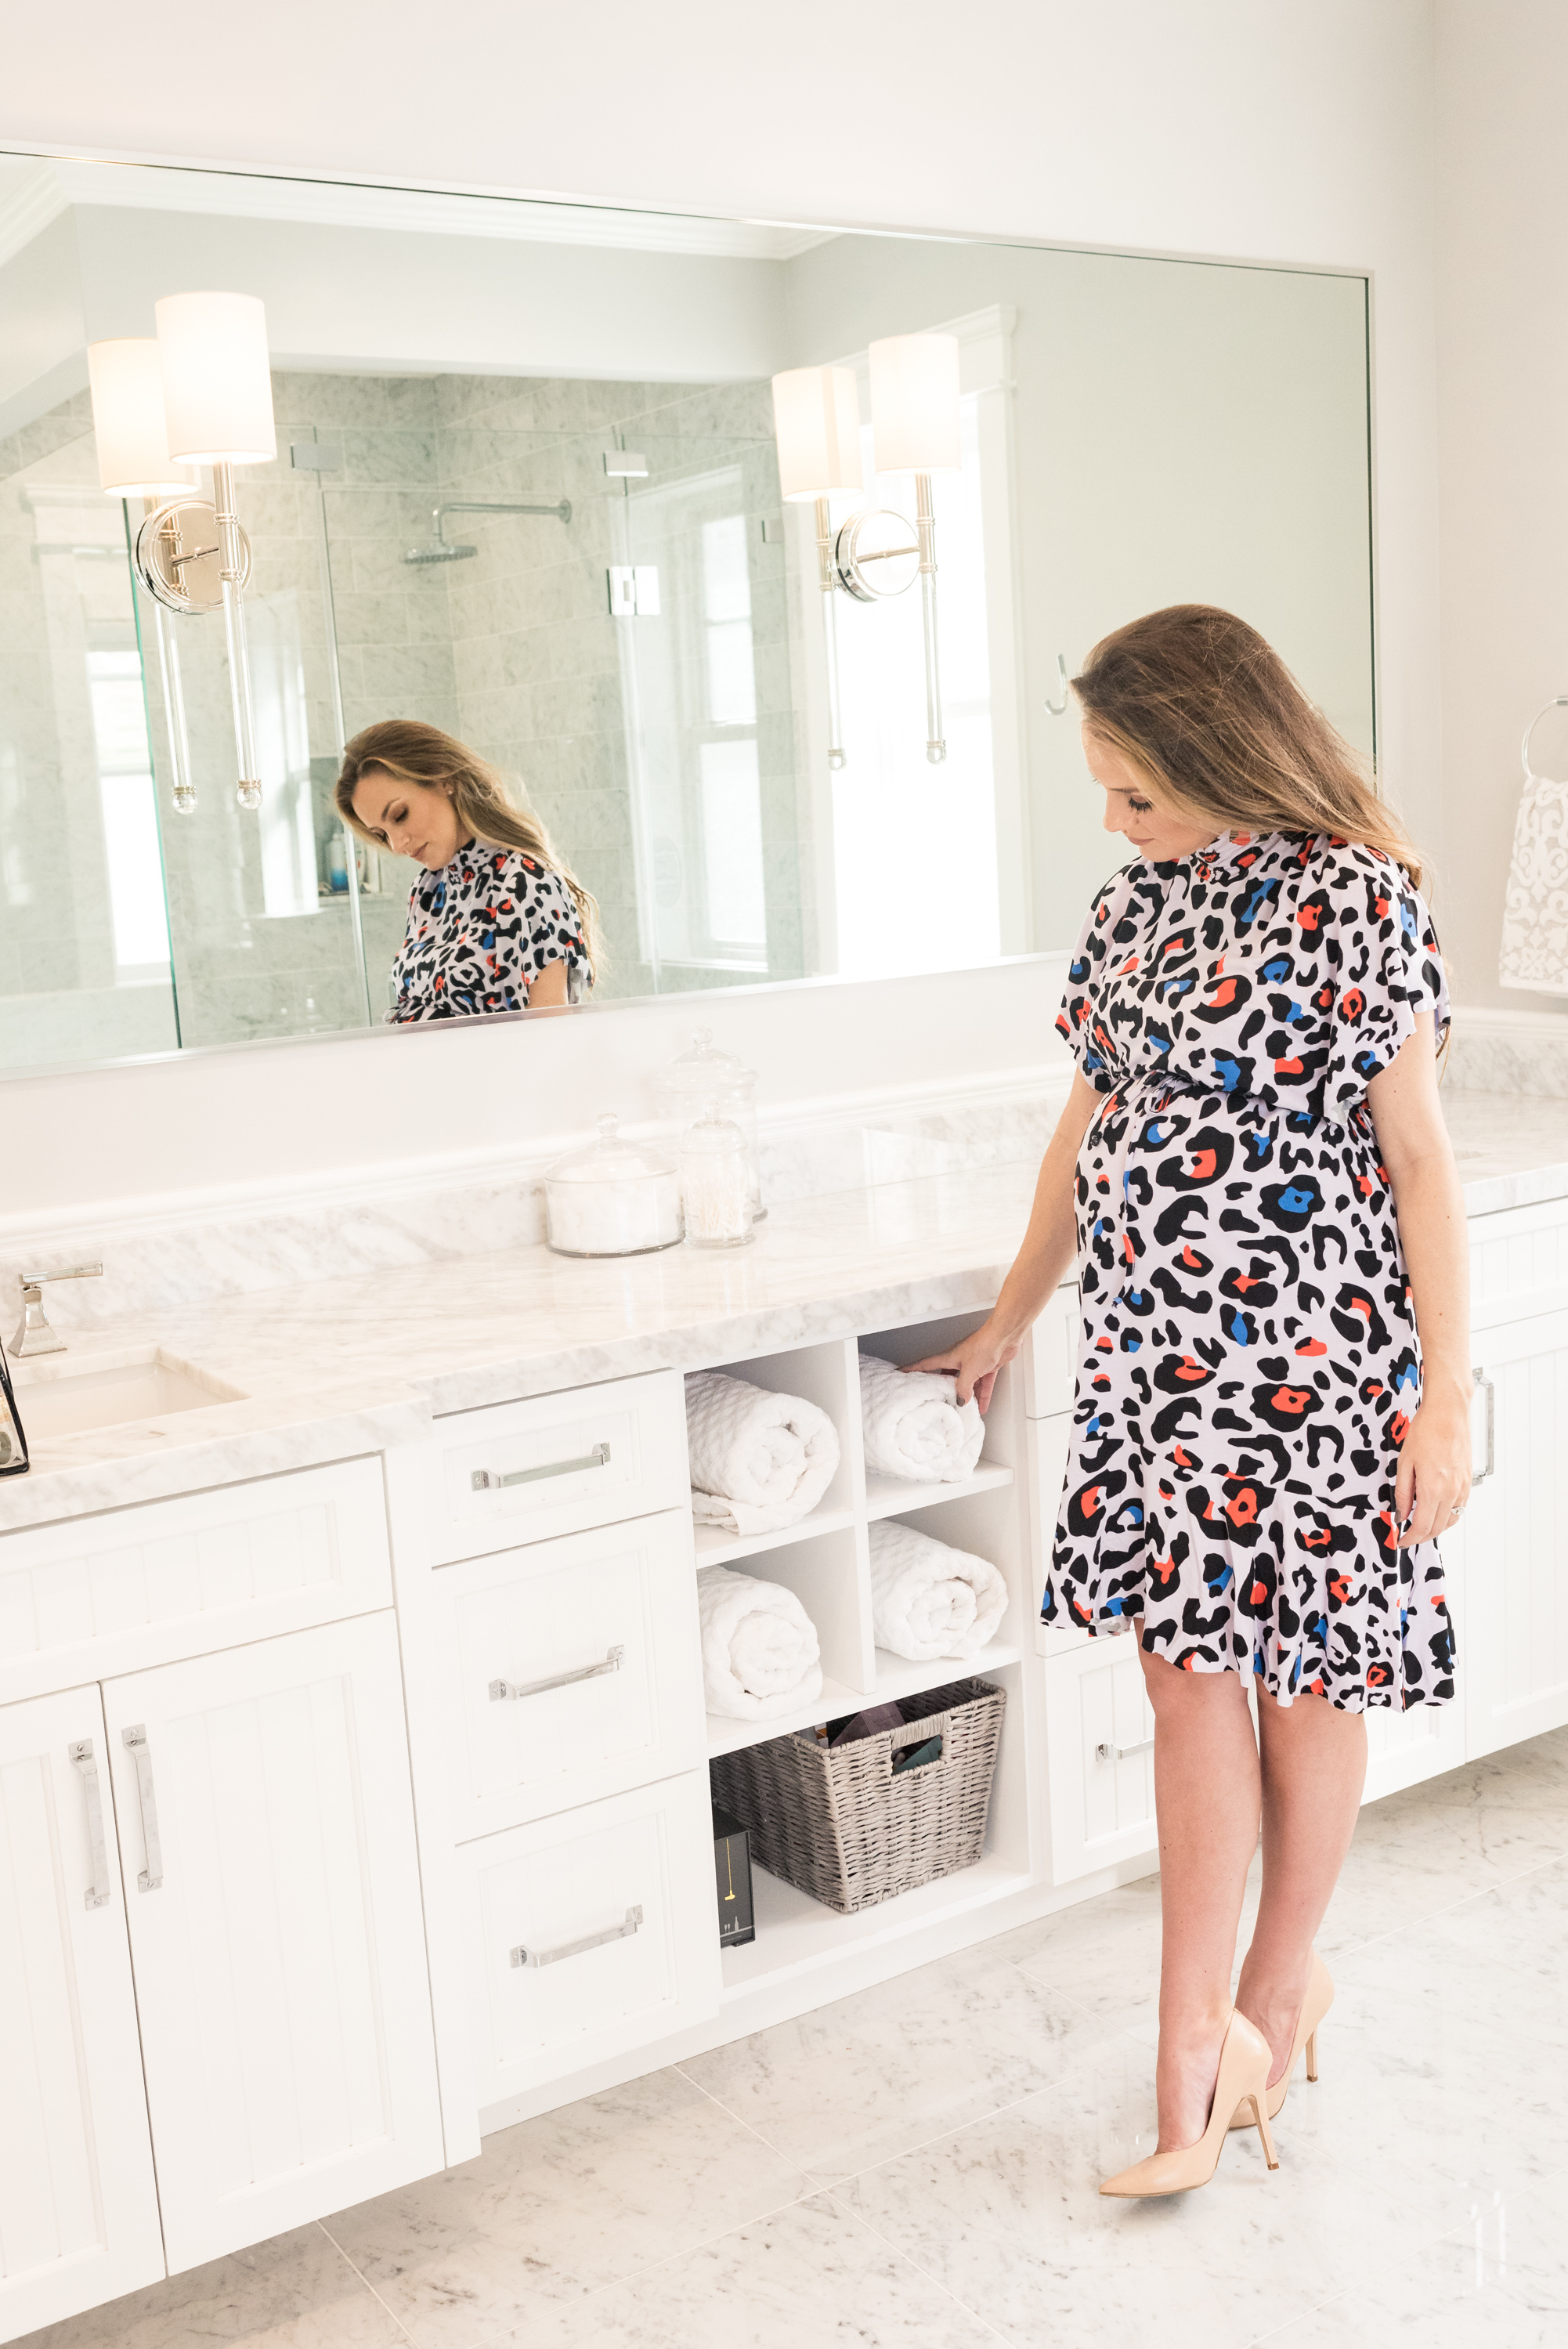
[985,1872,1166,2023]
[481,2191,1005,2349]
[1258,2172,1568,2346]
[839,2034,1395,2349]
[14,2225,407,2349]
[320,2065,812,2349]
[679,1937,1115,2186]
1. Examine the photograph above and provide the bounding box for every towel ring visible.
[1521,696,1568,779]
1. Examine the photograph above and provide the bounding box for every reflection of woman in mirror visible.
[335,721,599,1020]
[916,606,1469,2199]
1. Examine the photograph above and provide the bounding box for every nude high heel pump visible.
[1100,2009,1280,2197]
[1228,1950,1335,2128]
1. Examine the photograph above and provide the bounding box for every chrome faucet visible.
[12,1263,103,1356]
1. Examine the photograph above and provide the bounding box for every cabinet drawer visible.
[1044,1635,1158,1883]
[459,1772,719,2105]
[422,1372,688,1565]
[438,1512,703,1839]
[1023,1283,1078,1419]
[0,1458,390,1704]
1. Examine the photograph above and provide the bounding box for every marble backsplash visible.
[0,1069,1067,1333]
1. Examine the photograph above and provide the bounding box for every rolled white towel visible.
[869,1520,1006,1661]
[859,1352,984,1483]
[686,1369,840,1535]
[696,1565,823,1719]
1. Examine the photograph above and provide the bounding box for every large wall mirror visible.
[0,154,1374,1072]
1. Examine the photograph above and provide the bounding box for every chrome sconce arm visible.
[815,497,848,772]
[913,471,945,765]
[134,485,262,811]
[213,461,262,809]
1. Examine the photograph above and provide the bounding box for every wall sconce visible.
[771,363,864,770]
[771,334,961,772]
[866,333,961,765]
[95,293,276,811]
[87,338,201,812]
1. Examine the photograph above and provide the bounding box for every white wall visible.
[0,0,1447,1220]
[1433,0,1568,1014]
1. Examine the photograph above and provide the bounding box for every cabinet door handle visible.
[1472,1367,1495,1484]
[490,1644,624,1703]
[121,1724,164,1892]
[471,1440,611,1492]
[1095,1736,1154,1764]
[510,1903,642,1970]
[67,1738,113,1909]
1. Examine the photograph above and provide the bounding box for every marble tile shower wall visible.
[433,371,807,998]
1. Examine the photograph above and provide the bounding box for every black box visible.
[712,1805,755,1948]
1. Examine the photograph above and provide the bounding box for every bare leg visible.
[1139,1646,1262,2151]
[1234,1689,1367,2083]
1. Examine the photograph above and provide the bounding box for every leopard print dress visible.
[1044,829,1456,1713]
[388,842,590,1021]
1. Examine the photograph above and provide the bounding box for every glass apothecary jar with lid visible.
[657,1028,763,1223]
[544,1113,683,1257]
[678,1102,754,1249]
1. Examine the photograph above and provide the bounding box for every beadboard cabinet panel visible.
[103,1614,443,2274]
[0,1685,164,2339]
[0,1458,392,1705]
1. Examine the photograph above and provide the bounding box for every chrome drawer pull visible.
[1096,1736,1154,1764]
[121,1724,164,1891]
[68,1739,113,1909]
[490,1645,625,1704]
[1472,1368,1495,1485]
[510,1903,643,1969]
[471,1440,611,1492]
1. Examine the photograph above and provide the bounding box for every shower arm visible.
[428,498,571,549]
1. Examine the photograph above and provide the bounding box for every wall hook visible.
[1045,653,1071,717]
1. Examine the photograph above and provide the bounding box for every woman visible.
[334,721,600,1020]
[919,605,1469,2196]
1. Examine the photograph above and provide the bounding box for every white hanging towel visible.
[869,1520,1007,1661]
[859,1352,985,1483]
[696,1565,823,1719]
[1500,768,1568,994]
[685,1369,840,1535]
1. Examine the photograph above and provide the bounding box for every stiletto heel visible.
[1100,2009,1279,2197]
[1248,2092,1280,2170]
[1229,1948,1334,2127]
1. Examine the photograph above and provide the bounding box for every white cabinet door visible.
[1043,1636,1158,1883]
[0,1686,164,2338]
[103,1614,444,2275]
[1465,1310,1568,1756]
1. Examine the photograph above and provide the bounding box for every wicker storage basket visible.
[708,1676,1006,1917]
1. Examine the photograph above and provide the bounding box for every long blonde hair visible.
[335,719,604,981]
[1073,605,1424,889]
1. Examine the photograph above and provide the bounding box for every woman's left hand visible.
[1393,1377,1473,1547]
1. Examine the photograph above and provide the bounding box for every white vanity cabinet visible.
[0,1465,444,2340]
[1465,1204,1568,1755]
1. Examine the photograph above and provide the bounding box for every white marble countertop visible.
[5,1086,1568,1536]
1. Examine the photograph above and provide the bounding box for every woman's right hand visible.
[905,1320,1022,1415]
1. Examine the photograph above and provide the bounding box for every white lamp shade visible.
[156,290,276,465]
[868,333,962,475]
[86,339,200,497]
[771,363,864,501]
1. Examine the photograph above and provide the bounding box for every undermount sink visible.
[13,1347,247,1440]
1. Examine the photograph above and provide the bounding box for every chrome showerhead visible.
[402,539,476,564]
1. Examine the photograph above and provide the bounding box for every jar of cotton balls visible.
[678,1102,754,1249]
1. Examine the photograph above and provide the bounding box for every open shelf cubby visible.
[690,1314,1039,1987]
